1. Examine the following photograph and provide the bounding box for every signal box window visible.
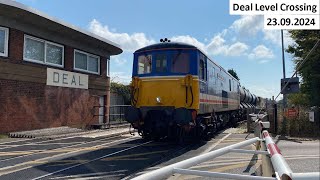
[156,54,167,72]
[24,35,64,67]
[171,52,189,73]
[74,50,100,74]
[138,55,152,74]
[0,26,9,57]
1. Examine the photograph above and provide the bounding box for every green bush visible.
[287,113,320,137]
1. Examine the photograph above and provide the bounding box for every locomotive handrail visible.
[184,74,194,107]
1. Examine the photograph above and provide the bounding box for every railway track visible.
[0,133,207,180]
[0,135,126,163]
[0,135,141,178]
[0,126,241,180]
[32,140,153,180]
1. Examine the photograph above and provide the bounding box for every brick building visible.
[0,0,122,133]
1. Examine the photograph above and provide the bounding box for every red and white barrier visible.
[262,130,293,180]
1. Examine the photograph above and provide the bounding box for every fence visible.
[109,105,130,125]
[266,103,319,137]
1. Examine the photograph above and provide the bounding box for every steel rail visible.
[0,136,140,177]
[31,140,153,180]
[0,135,123,163]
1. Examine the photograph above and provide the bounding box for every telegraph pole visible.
[281,29,287,134]
[281,30,286,95]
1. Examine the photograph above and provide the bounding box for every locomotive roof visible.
[134,41,241,85]
[135,42,197,53]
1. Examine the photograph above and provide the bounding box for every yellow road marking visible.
[0,136,137,176]
[0,151,38,156]
[45,160,89,167]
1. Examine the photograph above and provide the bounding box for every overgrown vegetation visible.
[228,69,240,81]
[280,30,320,137]
[0,134,8,139]
[286,110,320,138]
[286,30,320,107]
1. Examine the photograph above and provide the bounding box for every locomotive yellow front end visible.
[125,42,199,139]
[132,75,199,110]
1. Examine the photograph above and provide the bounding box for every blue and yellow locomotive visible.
[125,40,258,140]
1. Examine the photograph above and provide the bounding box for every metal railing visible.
[132,113,320,180]
[109,105,130,125]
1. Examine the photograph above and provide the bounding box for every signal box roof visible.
[0,0,122,55]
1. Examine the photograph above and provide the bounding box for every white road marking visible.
[49,170,127,179]
[31,140,153,180]
[0,136,139,176]
[202,133,232,154]
[0,135,124,163]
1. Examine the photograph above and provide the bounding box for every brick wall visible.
[8,28,24,63]
[0,80,100,133]
[0,27,110,133]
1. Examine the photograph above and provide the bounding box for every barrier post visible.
[262,130,292,180]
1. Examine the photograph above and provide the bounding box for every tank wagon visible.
[125,40,259,141]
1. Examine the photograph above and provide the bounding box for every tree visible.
[228,69,240,81]
[286,30,320,106]
[110,82,131,105]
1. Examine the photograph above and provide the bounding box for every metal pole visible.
[281,30,286,82]
[274,103,278,134]
[291,172,320,180]
[173,168,276,180]
[281,29,287,134]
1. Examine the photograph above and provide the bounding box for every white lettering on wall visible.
[47,68,88,89]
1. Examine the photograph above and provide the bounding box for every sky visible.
[15,0,296,99]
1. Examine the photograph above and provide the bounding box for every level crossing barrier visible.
[132,113,320,180]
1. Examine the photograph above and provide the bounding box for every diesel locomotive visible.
[125,40,259,141]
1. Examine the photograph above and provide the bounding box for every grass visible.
[0,134,8,139]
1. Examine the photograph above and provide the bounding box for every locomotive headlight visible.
[156,97,161,103]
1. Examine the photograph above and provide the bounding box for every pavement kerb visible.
[7,124,132,140]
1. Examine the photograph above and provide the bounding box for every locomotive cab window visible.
[199,58,206,80]
[156,54,167,73]
[171,52,189,73]
[138,55,152,74]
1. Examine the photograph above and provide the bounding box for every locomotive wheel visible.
[176,125,186,145]
[141,130,152,141]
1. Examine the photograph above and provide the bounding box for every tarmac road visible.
[129,132,319,180]
[0,132,203,180]
[0,128,318,180]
